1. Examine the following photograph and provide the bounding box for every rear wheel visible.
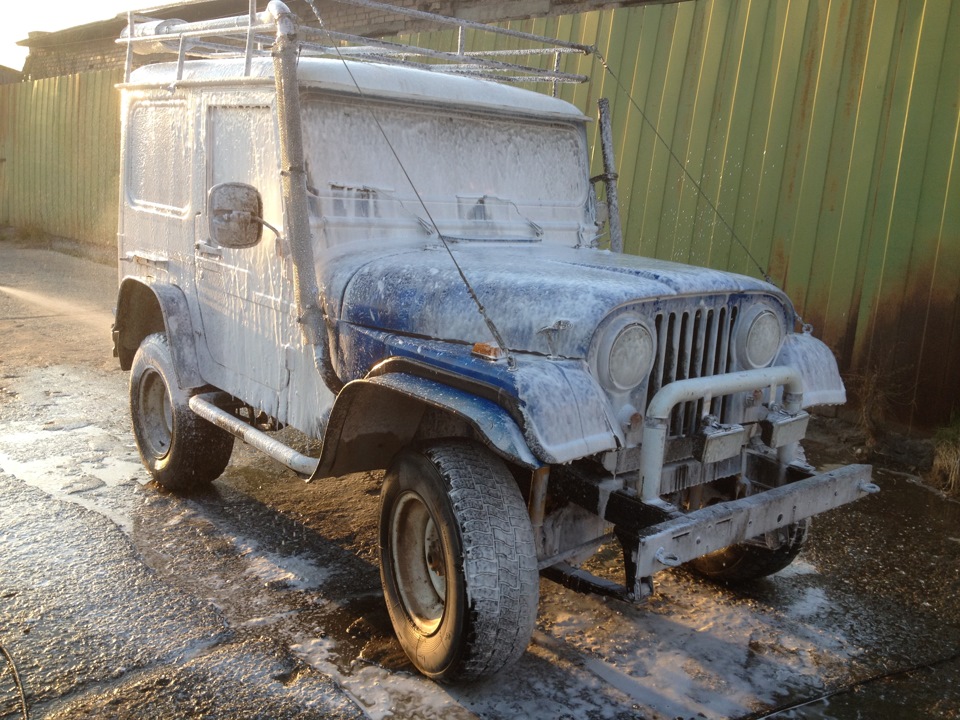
[686,520,808,582]
[379,440,539,682]
[130,333,234,491]
[684,459,810,583]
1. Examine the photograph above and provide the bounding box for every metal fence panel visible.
[2,1,959,426]
[0,68,122,249]
[415,0,958,427]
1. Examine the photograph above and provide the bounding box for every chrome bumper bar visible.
[639,366,805,501]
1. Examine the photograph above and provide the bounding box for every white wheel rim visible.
[139,368,173,459]
[391,490,446,635]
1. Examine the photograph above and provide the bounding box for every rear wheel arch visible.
[114,279,163,369]
[114,279,202,389]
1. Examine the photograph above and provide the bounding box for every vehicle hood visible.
[330,242,785,358]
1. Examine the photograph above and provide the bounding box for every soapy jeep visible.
[112,0,877,682]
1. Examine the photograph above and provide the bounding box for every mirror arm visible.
[251,214,283,240]
[217,210,283,242]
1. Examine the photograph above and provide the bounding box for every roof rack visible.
[119,0,594,89]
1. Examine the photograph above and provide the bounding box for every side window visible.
[207,105,282,232]
[126,101,190,213]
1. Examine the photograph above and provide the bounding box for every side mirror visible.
[207,182,264,249]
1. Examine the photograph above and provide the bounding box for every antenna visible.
[301,0,520,367]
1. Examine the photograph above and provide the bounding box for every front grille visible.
[647,303,739,437]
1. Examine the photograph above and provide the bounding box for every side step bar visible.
[189,392,319,478]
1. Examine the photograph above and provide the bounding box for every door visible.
[195,100,294,411]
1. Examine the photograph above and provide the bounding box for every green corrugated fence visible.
[0,68,122,251]
[409,0,960,428]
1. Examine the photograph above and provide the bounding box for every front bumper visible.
[629,458,877,581]
[546,452,876,602]
[631,366,878,589]
[544,366,877,601]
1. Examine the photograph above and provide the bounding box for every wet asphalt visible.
[743,466,960,718]
[1,239,959,719]
[0,475,364,720]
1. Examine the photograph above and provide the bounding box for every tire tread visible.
[423,441,538,680]
[130,333,233,491]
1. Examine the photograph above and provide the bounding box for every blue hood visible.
[329,242,785,358]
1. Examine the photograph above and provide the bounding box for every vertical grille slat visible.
[646,298,742,439]
[674,312,694,435]
[666,313,682,434]
[690,309,708,432]
[650,314,667,399]
[666,313,680,387]
[712,307,733,418]
[719,306,738,421]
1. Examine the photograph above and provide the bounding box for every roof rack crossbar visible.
[332,56,587,84]
[298,26,584,80]
[322,44,585,60]
[329,0,595,54]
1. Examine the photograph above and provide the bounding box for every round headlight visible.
[738,308,783,369]
[600,322,655,391]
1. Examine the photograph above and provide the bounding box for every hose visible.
[0,642,27,720]
[740,649,960,720]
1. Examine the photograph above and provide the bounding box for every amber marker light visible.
[471,341,506,361]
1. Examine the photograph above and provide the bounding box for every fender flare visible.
[311,372,540,480]
[774,331,846,408]
[114,278,204,390]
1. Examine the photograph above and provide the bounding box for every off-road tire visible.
[379,440,539,682]
[687,520,809,583]
[130,333,234,491]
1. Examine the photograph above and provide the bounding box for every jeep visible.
[112,0,877,681]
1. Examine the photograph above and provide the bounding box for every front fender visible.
[335,325,624,467]
[774,331,846,407]
[312,372,540,480]
[511,358,623,464]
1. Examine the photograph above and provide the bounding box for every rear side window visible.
[207,105,282,227]
[126,100,190,213]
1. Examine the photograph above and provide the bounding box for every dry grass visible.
[846,364,899,447]
[932,419,960,496]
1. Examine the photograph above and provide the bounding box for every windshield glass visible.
[301,95,591,247]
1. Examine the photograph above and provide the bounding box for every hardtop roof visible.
[126,56,589,120]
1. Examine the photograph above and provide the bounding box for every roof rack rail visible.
[118,0,594,89]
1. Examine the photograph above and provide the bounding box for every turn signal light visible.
[472,342,506,361]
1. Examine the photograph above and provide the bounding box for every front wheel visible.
[130,333,234,491]
[379,440,539,682]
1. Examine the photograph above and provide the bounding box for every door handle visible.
[195,240,222,258]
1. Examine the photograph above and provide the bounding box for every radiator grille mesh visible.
[647,304,739,438]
